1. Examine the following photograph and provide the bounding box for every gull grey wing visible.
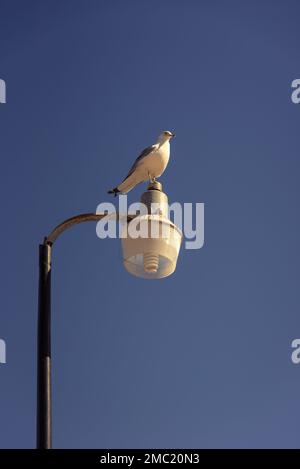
[122,145,156,182]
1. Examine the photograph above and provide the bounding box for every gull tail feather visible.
[107,187,120,197]
[108,173,141,196]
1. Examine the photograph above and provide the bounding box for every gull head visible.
[158,130,175,143]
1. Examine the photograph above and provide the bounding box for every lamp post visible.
[36,184,182,449]
[37,213,113,449]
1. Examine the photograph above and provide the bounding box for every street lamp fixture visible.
[122,182,182,279]
[37,183,182,448]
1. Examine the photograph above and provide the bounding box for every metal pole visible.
[37,242,52,449]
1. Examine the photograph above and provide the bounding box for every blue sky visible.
[0,0,300,448]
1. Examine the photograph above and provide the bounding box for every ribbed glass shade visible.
[121,215,182,279]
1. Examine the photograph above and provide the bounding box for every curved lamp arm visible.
[45,212,134,245]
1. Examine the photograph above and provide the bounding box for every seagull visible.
[108,130,175,196]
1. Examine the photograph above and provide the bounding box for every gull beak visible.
[171,133,175,138]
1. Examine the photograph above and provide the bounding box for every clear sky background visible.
[0,0,300,449]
